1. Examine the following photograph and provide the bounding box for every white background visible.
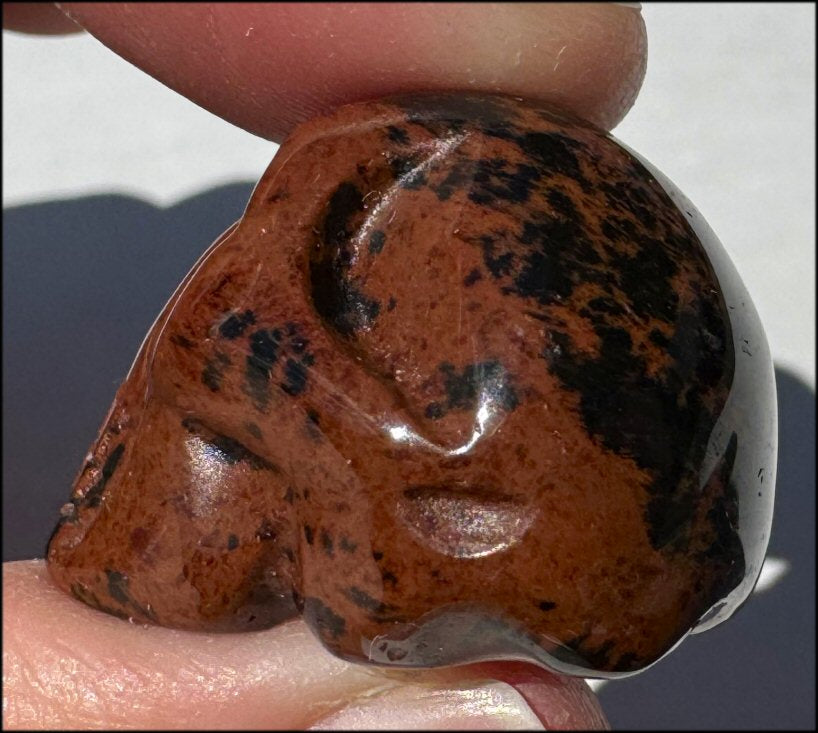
[4,3,815,389]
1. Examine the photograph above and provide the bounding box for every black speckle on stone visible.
[105,569,131,607]
[343,586,391,614]
[479,234,515,279]
[613,652,641,672]
[513,214,601,306]
[387,125,410,144]
[649,329,671,348]
[425,402,445,420]
[304,525,314,545]
[227,534,239,551]
[463,268,482,287]
[397,93,512,132]
[372,551,384,561]
[517,131,588,189]
[182,419,276,470]
[243,449,276,471]
[431,361,518,418]
[245,328,282,408]
[325,181,363,247]
[102,570,157,621]
[170,333,194,349]
[311,182,381,337]
[103,443,125,477]
[563,634,615,671]
[303,597,346,639]
[645,495,696,550]
[305,410,322,440]
[546,188,579,219]
[202,352,231,392]
[700,433,744,595]
[245,422,262,440]
[388,155,428,189]
[219,310,257,340]
[339,536,358,553]
[369,230,386,254]
[602,217,625,242]
[70,582,97,608]
[318,279,380,336]
[612,240,679,322]
[255,519,277,541]
[588,297,625,317]
[541,225,734,555]
[281,358,309,396]
[84,443,125,508]
[320,529,334,557]
[600,180,658,230]
[387,296,397,311]
[284,486,296,504]
[433,159,476,201]
[585,640,616,670]
[537,600,557,611]
[285,322,309,354]
[71,582,129,621]
[211,434,251,464]
[467,158,541,207]
[382,570,398,586]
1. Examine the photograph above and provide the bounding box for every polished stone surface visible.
[47,93,776,677]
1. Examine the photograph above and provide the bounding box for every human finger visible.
[3,560,608,729]
[2,2,82,34]
[47,2,646,139]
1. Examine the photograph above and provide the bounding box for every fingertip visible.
[56,3,646,140]
[3,3,82,35]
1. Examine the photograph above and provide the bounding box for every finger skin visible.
[50,2,645,138]
[2,560,608,730]
[2,2,82,34]
[2,560,387,729]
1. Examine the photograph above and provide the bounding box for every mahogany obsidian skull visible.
[47,93,777,678]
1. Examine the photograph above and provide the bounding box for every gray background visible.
[3,3,815,729]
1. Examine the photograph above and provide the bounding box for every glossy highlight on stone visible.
[46,93,777,678]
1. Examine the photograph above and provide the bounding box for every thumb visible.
[3,560,608,729]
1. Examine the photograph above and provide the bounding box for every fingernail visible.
[308,680,545,730]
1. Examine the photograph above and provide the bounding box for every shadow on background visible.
[2,188,815,729]
[3,183,255,561]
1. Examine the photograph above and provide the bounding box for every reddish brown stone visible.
[47,93,776,677]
